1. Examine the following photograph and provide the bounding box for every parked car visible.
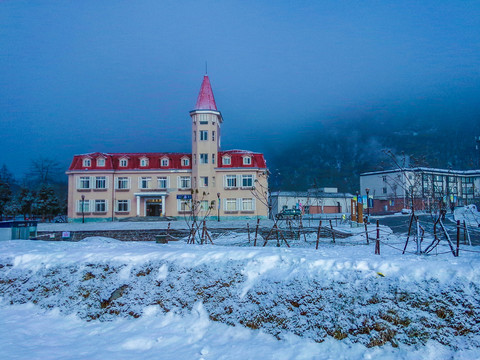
[275,208,302,220]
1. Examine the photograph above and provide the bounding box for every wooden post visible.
[364,221,369,245]
[254,218,259,247]
[167,222,171,235]
[402,213,414,254]
[247,223,250,243]
[329,219,335,243]
[416,216,421,255]
[316,220,322,250]
[375,219,380,255]
[456,220,460,257]
[464,220,472,246]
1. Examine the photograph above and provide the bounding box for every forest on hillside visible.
[268,113,480,193]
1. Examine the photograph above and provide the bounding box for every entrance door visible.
[146,199,162,216]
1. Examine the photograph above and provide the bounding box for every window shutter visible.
[224,199,227,210]
[177,176,181,188]
[105,176,109,189]
[138,177,142,189]
[252,198,256,211]
[237,175,241,187]
[105,200,108,212]
[167,176,170,189]
[76,177,80,189]
[127,177,131,190]
[223,175,226,188]
[237,198,241,211]
[127,199,131,212]
[89,177,93,189]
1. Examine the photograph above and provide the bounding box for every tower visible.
[190,75,223,213]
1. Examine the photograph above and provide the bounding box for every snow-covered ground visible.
[454,205,480,228]
[1,233,480,359]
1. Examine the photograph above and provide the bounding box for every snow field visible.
[1,234,480,359]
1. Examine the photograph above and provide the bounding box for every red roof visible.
[68,151,267,171]
[218,150,267,168]
[194,75,217,111]
[68,152,192,171]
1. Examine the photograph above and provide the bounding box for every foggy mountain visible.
[267,109,480,193]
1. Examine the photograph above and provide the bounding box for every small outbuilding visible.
[269,188,353,219]
[0,221,38,241]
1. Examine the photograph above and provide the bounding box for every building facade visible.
[270,188,353,219]
[66,75,268,222]
[360,168,480,214]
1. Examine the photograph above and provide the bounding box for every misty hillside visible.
[268,113,480,193]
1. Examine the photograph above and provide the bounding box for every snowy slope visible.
[1,236,480,359]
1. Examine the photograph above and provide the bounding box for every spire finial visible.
[205,61,208,75]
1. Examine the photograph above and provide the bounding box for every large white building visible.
[360,167,480,214]
[66,75,269,222]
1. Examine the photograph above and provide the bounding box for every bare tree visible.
[28,158,62,185]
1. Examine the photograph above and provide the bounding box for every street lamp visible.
[365,188,370,221]
[217,193,220,222]
[81,195,85,224]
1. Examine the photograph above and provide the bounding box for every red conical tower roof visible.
[194,75,217,111]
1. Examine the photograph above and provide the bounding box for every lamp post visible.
[81,195,85,224]
[217,193,220,222]
[365,188,370,221]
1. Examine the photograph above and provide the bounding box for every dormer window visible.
[181,157,190,166]
[161,158,169,167]
[222,156,231,166]
[140,158,149,167]
[97,157,105,167]
[243,156,252,165]
[83,158,91,167]
[119,158,128,167]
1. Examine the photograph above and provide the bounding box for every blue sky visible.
[1,0,479,177]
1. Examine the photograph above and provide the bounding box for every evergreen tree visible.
[0,179,12,220]
[33,184,60,221]
[17,188,36,220]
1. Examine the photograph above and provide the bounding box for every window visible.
[83,158,91,167]
[200,130,208,141]
[200,153,208,164]
[140,158,149,167]
[225,198,237,211]
[241,198,254,211]
[182,158,190,166]
[193,131,196,142]
[161,158,169,167]
[222,156,231,165]
[157,177,168,189]
[241,174,253,188]
[139,177,151,189]
[382,176,387,182]
[116,200,130,212]
[200,176,208,187]
[177,199,192,211]
[78,176,91,189]
[243,156,252,165]
[119,159,128,167]
[117,177,130,189]
[179,176,191,189]
[225,175,237,188]
[94,200,107,213]
[212,131,215,141]
[212,154,215,164]
[200,200,209,211]
[97,158,105,167]
[95,176,107,189]
[382,187,387,194]
[76,199,91,212]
